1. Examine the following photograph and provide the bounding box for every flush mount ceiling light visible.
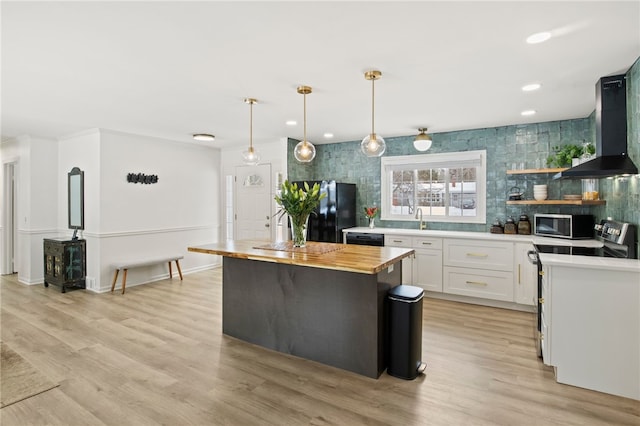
[242,98,260,165]
[526,31,551,44]
[521,109,537,116]
[293,85,316,163]
[522,83,542,92]
[192,133,215,141]
[413,128,433,152]
[361,70,386,157]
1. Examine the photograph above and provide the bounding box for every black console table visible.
[43,238,86,293]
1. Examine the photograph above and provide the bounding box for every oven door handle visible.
[527,250,539,265]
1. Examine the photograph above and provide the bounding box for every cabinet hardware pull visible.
[393,240,403,243]
[466,252,488,257]
[466,280,487,286]
[422,242,432,245]
[518,264,521,284]
[539,297,544,304]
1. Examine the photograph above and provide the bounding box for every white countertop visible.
[538,253,640,272]
[344,226,533,242]
[343,227,640,272]
[343,227,602,246]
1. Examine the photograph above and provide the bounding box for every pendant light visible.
[294,85,316,163]
[413,128,433,152]
[242,98,260,165]
[361,70,386,157]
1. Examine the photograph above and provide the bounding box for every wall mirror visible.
[68,167,84,238]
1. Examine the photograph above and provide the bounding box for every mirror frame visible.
[68,167,84,231]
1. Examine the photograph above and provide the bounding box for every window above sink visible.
[380,150,487,224]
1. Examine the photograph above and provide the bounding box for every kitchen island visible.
[188,240,414,378]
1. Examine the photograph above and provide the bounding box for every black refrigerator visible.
[293,180,356,243]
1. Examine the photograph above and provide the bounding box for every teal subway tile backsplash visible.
[288,58,640,237]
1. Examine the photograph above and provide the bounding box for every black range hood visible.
[554,74,638,179]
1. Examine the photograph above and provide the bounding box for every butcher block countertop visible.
[188,240,414,275]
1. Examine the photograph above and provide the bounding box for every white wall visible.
[60,129,221,292]
[2,128,222,292]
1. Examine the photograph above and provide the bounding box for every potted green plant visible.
[546,142,595,168]
[275,180,326,247]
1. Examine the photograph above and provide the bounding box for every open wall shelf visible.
[506,200,605,206]
[506,168,568,175]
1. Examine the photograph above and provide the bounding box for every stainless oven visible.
[534,214,594,239]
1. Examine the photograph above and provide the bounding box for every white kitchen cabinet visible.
[385,234,414,284]
[443,239,515,302]
[443,239,513,271]
[542,262,639,400]
[514,243,536,306]
[412,237,443,292]
[443,266,514,301]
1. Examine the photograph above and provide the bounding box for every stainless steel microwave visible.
[534,214,595,239]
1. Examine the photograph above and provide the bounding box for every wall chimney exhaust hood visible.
[554,74,638,179]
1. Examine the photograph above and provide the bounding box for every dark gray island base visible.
[223,256,400,378]
[188,240,413,378]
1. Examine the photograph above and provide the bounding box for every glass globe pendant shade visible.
[413,129,432,152]
[294,140,316,163]
[242,146,260,165]
[361,133,386,157]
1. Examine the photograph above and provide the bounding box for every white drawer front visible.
[443,240,513,271]
[385,234,413,248]
[412,237,443,250]
[443,266,514,302]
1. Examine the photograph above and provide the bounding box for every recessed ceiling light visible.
[192,133,215,141]
[286,120,297,126]
[323,133,334,139]
[521,110,537,116]
[526,32,551,44]
[522,83,542,92]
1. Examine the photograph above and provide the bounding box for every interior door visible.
[235,164,272,241]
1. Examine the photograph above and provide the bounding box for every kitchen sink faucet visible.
[415,208,426,230]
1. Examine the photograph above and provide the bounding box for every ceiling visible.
[2,1,640,150]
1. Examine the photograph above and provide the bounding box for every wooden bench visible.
[111,255,183,294]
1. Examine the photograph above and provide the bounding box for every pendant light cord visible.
[303,91,307,146]
[371,77,375,136]
[249,100,253,150]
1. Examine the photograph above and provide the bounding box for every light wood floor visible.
[1,270,638,426]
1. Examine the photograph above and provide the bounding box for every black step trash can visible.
[387,285,426,380]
